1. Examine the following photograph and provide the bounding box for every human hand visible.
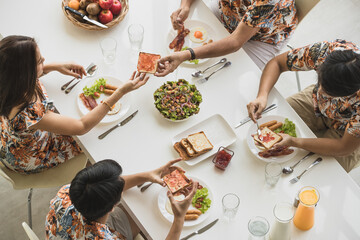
[146,158,182,186]
[57,63,87,78]
[274,133,294,148]
[171,7,190,30]
[123,71,150,93]
[155,53,185,77]
[168,181,198,219]
[247,96,268,122]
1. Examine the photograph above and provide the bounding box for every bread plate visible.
[172,114,236,166]
[76,76,131,123]
[246,115,300,163]
[167,19,216,67]
[157,176,213,227]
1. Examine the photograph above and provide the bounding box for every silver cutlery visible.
[65,64,98,94]
[140,183,153,192]
[61,63,95,91]
[181,218,219,240]
[65,6,108,28]
[255,120,263,141]
[234,103,277,128]
[191,58,227,78]
[98,110,138,139]
[197,61,231,84]
[289,157,322,184]
[282,152,315,174]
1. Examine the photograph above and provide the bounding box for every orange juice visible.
[293,187,320,231]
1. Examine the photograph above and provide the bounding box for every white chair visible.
[22,222,40,240]
[0,153,88,229]
[288,0,320,91]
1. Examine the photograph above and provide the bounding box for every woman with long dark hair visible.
[0,35,149,174]
[247,39,360,172]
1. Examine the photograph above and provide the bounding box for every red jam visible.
[214,149,232,170]
[261,133,275,143]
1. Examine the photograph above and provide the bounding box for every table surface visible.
[1,0,360,239]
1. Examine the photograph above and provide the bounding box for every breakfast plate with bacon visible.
[167,19,216,66]
[77,76,131,123]
[158,174,213,227]
[246,115,300,163]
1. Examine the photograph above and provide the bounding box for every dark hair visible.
[69,159,125,224]
[0,35,42,117]
[318,50,360,97]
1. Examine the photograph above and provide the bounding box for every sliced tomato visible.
[99,85,104,92]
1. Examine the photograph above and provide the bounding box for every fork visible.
[256,120,263,141]
[197,61,231,84]
[61,63,94,91]
[289,157,322,184]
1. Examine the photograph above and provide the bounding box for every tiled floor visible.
[1,0,360,239]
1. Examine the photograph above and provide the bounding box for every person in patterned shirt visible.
[247,39,360,172]
[155,0,297,77]
[46,159,197,240]
[0,35,149,174]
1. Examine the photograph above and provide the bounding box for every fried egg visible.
[189,27,208,43]
[165,194,185,215]
[107,101,122,115]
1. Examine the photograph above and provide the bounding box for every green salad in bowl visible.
[154,79,202,121]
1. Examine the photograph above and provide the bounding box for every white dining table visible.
[1,0,360,239]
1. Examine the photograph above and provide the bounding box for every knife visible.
[65,6,108,29]
[98,110,138,139]
[234,103,277,129]
[180,218,219,240]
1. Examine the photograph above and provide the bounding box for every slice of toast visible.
[187,131,213,154]
[163,169,191,194]
[174,142,203,160]
[253,127,282,149]
[180,138,196,156]
[137,52,161,74]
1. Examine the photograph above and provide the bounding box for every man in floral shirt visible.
[45,159,197,239]
[247,39,360,172]
[155,0,297,78]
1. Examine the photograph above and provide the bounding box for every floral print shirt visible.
[0,81,82,174]
[218,0,298,45]
[45,185,125,240]
[287,39,360,137]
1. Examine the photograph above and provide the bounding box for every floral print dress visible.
[286,39,360,138]
[218,0,298,45]
[0,82,82,174]
[45,185,125,240]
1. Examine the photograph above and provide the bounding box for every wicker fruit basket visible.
[62,0,129,30]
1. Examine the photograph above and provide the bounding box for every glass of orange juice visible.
[293,186,320,231]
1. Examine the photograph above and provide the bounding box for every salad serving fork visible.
[191,58,227,77]
[289,157,322,184]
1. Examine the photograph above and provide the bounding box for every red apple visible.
[110,0,121,15]
[98,9,113,24]
[99,0,113,10]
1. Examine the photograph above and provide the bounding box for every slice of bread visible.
[187,131,213,154]
[137,52,161,74]
[253,127,282,149]
[174,142,191,160]
[180,138,196,156]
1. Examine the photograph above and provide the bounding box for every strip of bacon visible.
[79,93,98,111]
[169,26,190,52]
[258,146,294,158]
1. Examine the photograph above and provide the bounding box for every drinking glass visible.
[128,24,144,51]
[270,202,294,240]
[265,162,282,187]
[100,38,117,64]
[222,193,240,221]
[248,216,270,239]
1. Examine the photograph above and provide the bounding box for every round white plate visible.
[167,19,216,67]
[246,115,300,163]
[157,177,213,227]
[76,76,131,123]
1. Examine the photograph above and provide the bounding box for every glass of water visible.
[100,38,117,64]
[222,193,240,221]
[265,162,282,187]
[128,24,144,51]
[248,216,270,239]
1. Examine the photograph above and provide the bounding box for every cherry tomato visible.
[94,92,100,98]
[99,85,104,92]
